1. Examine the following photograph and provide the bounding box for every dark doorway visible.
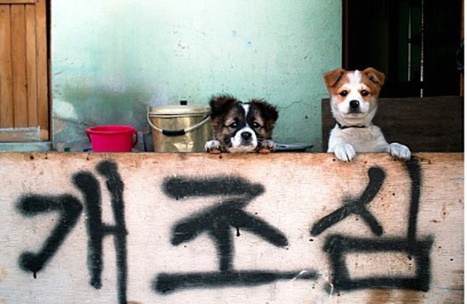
[343,0,463,97]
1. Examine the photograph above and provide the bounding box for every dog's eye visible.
[361,90,369,96]
[252,122,261,128]
[229,122,238,128]
[339,90,348,97]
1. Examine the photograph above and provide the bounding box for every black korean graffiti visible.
[311,159,433,292]
[323,235,433,292]
[405,159,423,249]
[311,167,385,237]
[17,194,83,278]
[16,160,128,304]
[15,157,435,301]
[165,176,287,272]
[154,176,318,294]
[73,160,128,301]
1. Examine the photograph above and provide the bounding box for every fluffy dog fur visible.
[323,67,411,162]
[205,94,279,153]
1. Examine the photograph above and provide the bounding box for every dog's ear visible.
[250,99,279,123]
[362,67,385,86]
[323,68,346,88]
[209,94,239,117]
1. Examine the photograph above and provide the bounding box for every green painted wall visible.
[52,0,341,151]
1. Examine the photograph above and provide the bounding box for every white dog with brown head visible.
[323,67,411,162]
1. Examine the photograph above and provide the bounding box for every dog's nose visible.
[241,132,252,140]
[349,100,360,109]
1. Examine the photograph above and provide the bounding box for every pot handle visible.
[147,108,211,137]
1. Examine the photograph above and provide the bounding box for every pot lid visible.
[149,100,210,115]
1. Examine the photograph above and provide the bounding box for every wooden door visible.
[0,0,48,142]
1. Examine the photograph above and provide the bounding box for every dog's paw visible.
[388,143,411,160]
[258,140,276,153]
[332,143,356,162]
[205,140,222,153]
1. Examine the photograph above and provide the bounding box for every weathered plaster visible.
[52,0,341,151]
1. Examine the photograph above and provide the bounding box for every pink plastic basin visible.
[86,125,138,152]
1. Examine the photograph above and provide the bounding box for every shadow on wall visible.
[54,82,156,152]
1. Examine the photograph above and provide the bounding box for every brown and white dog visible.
[205,94,279,153]
[323,67,411,162]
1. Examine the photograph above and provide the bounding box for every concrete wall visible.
[51,0,342,151]
[0,153,463,303]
